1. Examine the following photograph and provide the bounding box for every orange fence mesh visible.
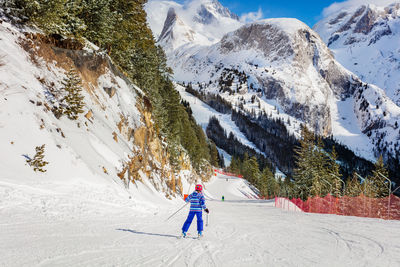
[214,169,243,178]
[277,194,400,220]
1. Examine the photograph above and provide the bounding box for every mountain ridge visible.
[146,0,400,181]
[314,2,400,105]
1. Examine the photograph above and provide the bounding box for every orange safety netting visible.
[214,169,243,178]
[277,194,400,220]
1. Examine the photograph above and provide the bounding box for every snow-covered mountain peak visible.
[187,0,240,24]
[146,0,242,48]
[314,1,400,105]
[254,18,310,35]
[315,3,400,46]
[218,18,333,69]
[158,7,211,51]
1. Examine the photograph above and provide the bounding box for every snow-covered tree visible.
[60,68,85,120]
[27,144,49,172]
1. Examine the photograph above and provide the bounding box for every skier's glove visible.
[204,208,209,214]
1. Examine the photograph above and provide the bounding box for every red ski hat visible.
[195,184,203,192]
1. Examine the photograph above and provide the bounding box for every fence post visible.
[378,172,392,219]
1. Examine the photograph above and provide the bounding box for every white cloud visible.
[322,0,398,17]
[240,8,263,23]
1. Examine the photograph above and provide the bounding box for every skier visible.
[182,184,209,238]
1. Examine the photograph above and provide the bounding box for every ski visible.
[178,233,202,240]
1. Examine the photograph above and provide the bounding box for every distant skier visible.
[182,184,209,238]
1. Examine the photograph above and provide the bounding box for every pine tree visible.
[362,177,375,198]
[229,156,241,174]
[328,146,343,196]
[294,126,343,198]
[209,141,220,167]
[368,155,390,197]
[77,0,112,45]
[311,137,327,196]
[1,0,67,32]
[345,172,362,197]
[219,154,225,168]
[280,177,293,198]
[259,167,278,198]
[63,0,86,37]
[60,68,85,120]
[241,152,249,175]
[242,156,260,185]
[293,125,315,197]
[27,144,49,172]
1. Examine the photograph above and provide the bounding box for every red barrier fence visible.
[275,194,400,220]
[214,169,243,178]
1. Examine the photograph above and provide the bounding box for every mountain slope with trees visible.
[0,0,223,193]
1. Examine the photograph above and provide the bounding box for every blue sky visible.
[218,0,345,27]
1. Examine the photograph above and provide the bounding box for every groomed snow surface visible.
[1,172,400,267]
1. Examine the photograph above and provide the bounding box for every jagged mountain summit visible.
[146,0,400,175]
[314,2,400,105]
[145,0,242,50]
[191,0,240,24]
[157,7,210,51]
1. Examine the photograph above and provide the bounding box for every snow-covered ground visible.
[329,97,376,161]
[2,172,400,266]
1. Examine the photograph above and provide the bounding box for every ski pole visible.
[206,213,209,227]
[165,203,188,222]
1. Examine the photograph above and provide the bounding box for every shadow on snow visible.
[116,229,199,239]
[116,229,180,239]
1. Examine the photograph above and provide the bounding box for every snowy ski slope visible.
[2,172,400,266]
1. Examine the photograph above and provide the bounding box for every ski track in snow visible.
[2,173,400,267]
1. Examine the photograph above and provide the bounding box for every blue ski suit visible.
[182,191,207,233]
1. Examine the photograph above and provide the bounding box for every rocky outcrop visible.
[220,23,294,60]
[325,5,396,47]
[158,8,179,42]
